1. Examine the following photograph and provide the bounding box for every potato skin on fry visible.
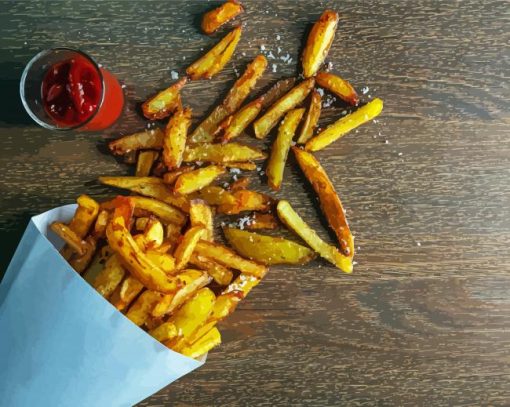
[217,189,273,214]
[301,10,339,78]
[297,90,322,144]
[163,107,192,170]
[142,77,187,120]
[108,129,164,155]
[219,97,264,142]
[174,165,225,195]
[189,200,214,241]
[305,98,383,151]
[183,142,266,163]
[316,71,358,106]
[201,0,244,35]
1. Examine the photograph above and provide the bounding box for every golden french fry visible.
[266,108,305,190]
[190,55,267,143]
[162,166,195,185]
[142,217,164,249]
[183,142,266,163]
[165,222,183,244]
[51,222,88,256]
[186,26,242,81]
[253,78,314,139]
[108,129,164,155]
[142,77,187,120]
[99,176,190,212]
[174,165,226,195]
[126,196,185,225]
[297,89,322,144]
[163,107,192,170]
[68,195,100,239]
[225,161,257,171]
[219,97,264,142]
[149,321,178,342]
[305,98,383,151]
[245,212,278,230]
[223,227,316,265]
[92,209,110,239]
[93,254,125,298]
[217,189,273,214]
[174,226,205,269]
[126,290,163,326]
[181,327,221,359]
[195,240,267,278]
[193,186,237,206]
[152,240,174,254]
[109,276,144,311]
[301,10,339,78]
[316,71,358,105]
[276,200,352,273]
[229,176,250,191]
[293,147,354,257]
[188,253,233,286]
[68,236,97,274]
[261,77,297,109]
[135,150,159,177]
[189,200,214,241]
[146,250,176,274]
[152,269,212,318]
[202,0,244,35]
[134,217,149,231]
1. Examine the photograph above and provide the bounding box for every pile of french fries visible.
[51,3,383,359]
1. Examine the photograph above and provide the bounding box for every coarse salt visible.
[170,70,179,80]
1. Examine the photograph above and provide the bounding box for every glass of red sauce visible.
[20,48,124,131]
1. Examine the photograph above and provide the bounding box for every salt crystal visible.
[362,86,369,95]
[276,35,281,40]
[121,84,126,89]
[353,261,358,266]
[232,174,239,181]
[24,41,27,45]
[326,61,333,71]
[242,52,246,56]
[384,140,389,144]
[398,152,403,156]
[416,242,421,247]
[229,168,241,174]
[170,70,179,80]
[316,88,325,97]
[272,63,277,73]
[260,44,266,51]
[222,182,230,189]
[267,51,275,59]
[277,46,282,54]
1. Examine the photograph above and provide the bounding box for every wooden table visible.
[1,1,509,405]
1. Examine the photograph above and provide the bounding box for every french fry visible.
[218,97,264,142]
[183,142,266,163]
[276,200,352,273]
[128,196,186,225]
[151,240,174,254]
[297,89,322,144]
[92,209,110,239]
[68,236,97,274]
[108,129,164,155]
[301,10,339,78]
[174,165,226,195]
[126,290,164,326]
[152,269,212,318]
[186,26,242,81]
[149,322,178,342]
[188,253,234,286]
[253,78,314,139]
[245,212,278,230]
[217,189,273,214]
[69,195,100,238]
[162,166,195,185]
[305,98,383,151]
[109,276,144,311]
[192,186,236,206]
[99,176,190,212]
[316,71,358,105]
[174,226,205,269]
[202,0,244,35]
[165,222,183,244]
[142,77,187,120]
[145,250,176,274]
[260,77,297,109]
[181,327,221,359]
[135,150,159,177]
[189,200,214,241]
[195,240,267,278]
[229,176,250,191]
[143,217,164,249]
[225,161,257,171]
[163,107,192,170]
[106,209,186,293]
[223,227,316,265]
[51,222,88,256]
[266,108,305,190]
[93,254,125,298]
[123,150,138,164]
[190,55,267,143]
[293,147,354,257]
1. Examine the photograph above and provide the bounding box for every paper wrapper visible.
[0,205,205,406]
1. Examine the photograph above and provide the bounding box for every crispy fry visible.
[276,200,352,273]
[92,209,110,239]
[126,196,185,225]
[181,327,221,359]
[266,108,305,190]
[297,89,322,144]
[195,240,267,278]
[301,10,339,78]
[229,176,250,191]
[224,227,316,265]
[253,78,314,139]
[202,0,244,35]
[165,222,182,244]
[193,186,236,206]
[186,26,242,81]
[162,166,194,185]
[217,189,273,214]
[188,253,234,286]
[316,71,358,105]
[68,236,97,274]
[93,254,125,298]
[218,97,264,142]
[69,194,100,239]
[174,165,226,195]
[145,250,176,274]
[142,77,187,120]
[174,226,205,269]
[135,150,159,177]
[245,212,279,230]
[152,269,212,318]
[260,77,297,109]
[149,321,178,342]
[108,129,164,155]
[293,147,354,257]
[51,222,88,256]
[126,290,163,326]
[183,142,266,163]
[99,176,190,212]
[143,217,164,249]
[225,161,257,171]
[123,150,138,164]
[134,217,149,231]
[305,98,383,151]
[190,55,267,143]
[152,240,173,254]
[109,276,144,311]
[163,107,192,170]
[189,200,214,241]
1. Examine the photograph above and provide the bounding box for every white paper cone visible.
[0,205,204,407]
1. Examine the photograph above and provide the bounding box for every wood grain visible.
[1,0,509,405]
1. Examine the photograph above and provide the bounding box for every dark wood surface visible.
[1,1,509,405]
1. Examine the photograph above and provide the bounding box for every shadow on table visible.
[0,61,33,126]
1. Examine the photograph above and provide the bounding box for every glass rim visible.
[19,47,106,131]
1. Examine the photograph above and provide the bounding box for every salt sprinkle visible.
[242,52,246,56]
[316,88,325,97]
[222,182,230,189]
[276,35,281,40]
[398,152,403,156]
[24,41,27,45]
[229,168,241,174]
[353,261,358,266]
[170,70,179,80]
[232,174,239,181]
[267,51,275,59]
[272,63,278,73]
[277,46,282,54]
[121,84,127,89]
[416,242,421,247]
[361,86,369,95]
[326,61,333,71]
[260,44,266,51]
[384,140,389,144]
